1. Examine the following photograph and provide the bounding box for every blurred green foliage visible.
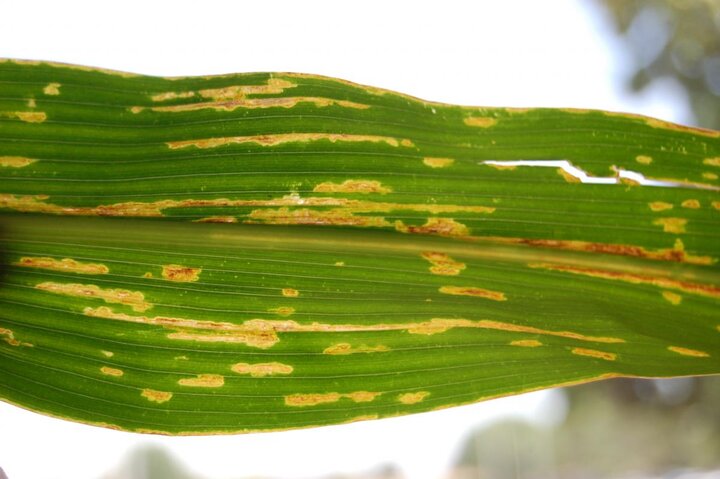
[598,0,720,129]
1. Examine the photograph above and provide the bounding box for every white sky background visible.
[0,1,694,478]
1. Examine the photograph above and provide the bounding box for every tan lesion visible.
[285,391,380,407]
[667,346,710,358]
[313,180,392,195]
[141,389,173,404]
[323,343,390,355]
[439,285,506,301]
[36,282,151,312]
[571,347,617,361]
[653,217,687,234]
[231,362,294,377]
[178,374,225,387]
[0,327,33,347]
[161,264,201,282]
[166,133,414,150]
[421,251,466,276]
[15,256,109,274]
[397,391,429,404]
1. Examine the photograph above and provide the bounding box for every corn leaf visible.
[0,59,718,434]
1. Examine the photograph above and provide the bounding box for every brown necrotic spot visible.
[571,347,617,361]
[247,207,392,228]
[681,199,700,209]
[231,362,294,377]
[667,346,710,358]
[161,264,201,282]
[464,117,497,128]
[36,282,151,312]
[15,257,109,274]
[142,389,173,404]
[100,366,124,377]
[439,285,506,301]
[510,339,543,348]
[648,202,673,212]
[323,343,390,355]
[313,180,392,195]
[166,133,412,150]
[395,218,470,237]
[423,157,455,168]
[397,391,429,404]
[528,263,720,299]
[178,374,225,387]
[0,156,36,168]
[282,288,299,298]
[421,251,466,276]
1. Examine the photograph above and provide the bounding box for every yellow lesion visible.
[652,217,687,234]
[323,343,390,355]
[464,116,497,128]
[439,285,506,301]
[178,374,225,387]
[571,347,617,361]
[193,216,238,223]
[36,282,151,312]
[395,218,470,237]
[43,83,61,95]
[141,389,173,404]
[84,306,625,349]
[231,362,294,377]
[285,391,381,407]
[282,288,299,297]
[101,350,114,357]
[423,157,454,168]
[397,391,429,404]
[15,256,109,274]
[557,168,581,183]
[313,179,392,195]
[161,264,201,282]
[268,307,295,316]
[648,202,673,212]
[703,172,719,180]
[3,111,47,123]
[149,78,295,103]
[510,339,542,348]
[0,193,493,219]
[681,199,700,209]
[662,290,682,305]
[713,201,720,210]
[100,366,124,377]
[0,328,33,347]
[0,156,36,168]
[421,251,466,276]
[528,263,720,299]
[667,346,710,358]
[167,133,413,150]
[141,96,369,113]
[703,157,720,167]
[635,155,653,165]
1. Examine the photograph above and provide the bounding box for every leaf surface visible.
[0,59,718,434]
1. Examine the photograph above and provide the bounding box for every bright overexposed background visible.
[0,1,709,479]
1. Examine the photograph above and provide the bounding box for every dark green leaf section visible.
[0,216,718,434]
[0,60,718,434]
